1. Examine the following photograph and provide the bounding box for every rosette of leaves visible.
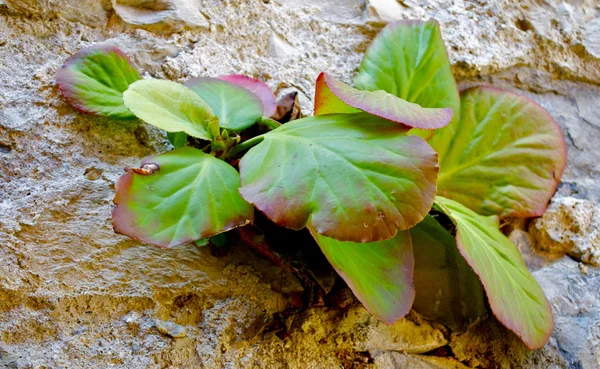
[56,18,566,351]
[346,19,566,348]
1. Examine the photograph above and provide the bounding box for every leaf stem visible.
[259,116,282,130]
[226,134,265,158]
[431,199,452,218]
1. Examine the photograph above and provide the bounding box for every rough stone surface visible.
[537,258,600,369]
[446,258,600,369]
[111,0,210,32]
[357,312,448,354]
[530,197,600,266]
[1,0,600,368]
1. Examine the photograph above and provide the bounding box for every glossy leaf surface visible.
[123,79,216,141]
[314,72,452,129]
[310,227,414,324]
[355,19,460,139]
[239,113,439,243]
[435,196,553,349]
[218,75,277,117]
[185,77,263,131]
[113,147,254,248]
[410,214,487,332]
[56,45,141,119]
[436,87,566,217]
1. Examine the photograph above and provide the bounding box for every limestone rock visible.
[4,0,109,26]
[536,258,600,368]
[266,32,298,58]
[366,0,406,24]
[112,0,209,31]
[583,17,600,59]
[155,319,187,338]
[372,352,470,369]
[357,312,448,354]
[272,0,365,24]
[530,197,600,266]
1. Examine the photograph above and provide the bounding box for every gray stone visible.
[111,0,210,31]
[583,16,600,59]
[366,0,407,24]
[272,0,366,24]
[358,312,448,354]
[536,258,600,368]
[372,352,470,369]
[155,320,187,338]
[266,32,299,58]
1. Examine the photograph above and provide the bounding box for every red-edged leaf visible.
[238,113,438,243]
[56,45,141,119]
[314,72,452,129]
[435,196,553,349]
[313,72,360,115]
[310,227,415,324]
[436,87,567,217]
[112,147,253,248]
[355,20,460,136]
[218,75,277,117]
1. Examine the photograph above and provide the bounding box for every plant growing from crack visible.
[56,19,566,350]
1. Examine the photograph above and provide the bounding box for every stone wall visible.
[0,0,599,368]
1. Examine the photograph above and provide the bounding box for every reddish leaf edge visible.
[460,85,567,218]
[56,45,141,117]
[218,74,277,117]
[455,222,554,350]
[316,72,453,129]
[433,200,554,350]
[185,77,264,119]
[112,157,253,249]
[307,226,415,324]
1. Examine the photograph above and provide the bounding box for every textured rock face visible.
[1,0,600,368]
[530,197,600,266]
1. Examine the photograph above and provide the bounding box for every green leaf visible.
[435,196,553,349]
[355,20,460,139]
[314,72,360,115]
[310,227,414,324]
[208,233,229,247]
[185,77,263,131]
[194,238,209,247]
[435,87,566,217]
[167,132,188,148]
[218,75,277,117]
[238,113,439,243]
[314,72,453,129]
[410,214,487,332]
[123,79,216,141]
[56,45,141,119]
[112,147,254,248]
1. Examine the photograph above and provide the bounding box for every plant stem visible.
[226,134,265,158]
[431,199,452,217]
[260,116,282,130]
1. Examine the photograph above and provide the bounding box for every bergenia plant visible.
[56,19,566,350]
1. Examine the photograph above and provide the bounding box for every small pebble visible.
[131,342,141,354]
[84,167,103,181]
[155,319,187,338]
